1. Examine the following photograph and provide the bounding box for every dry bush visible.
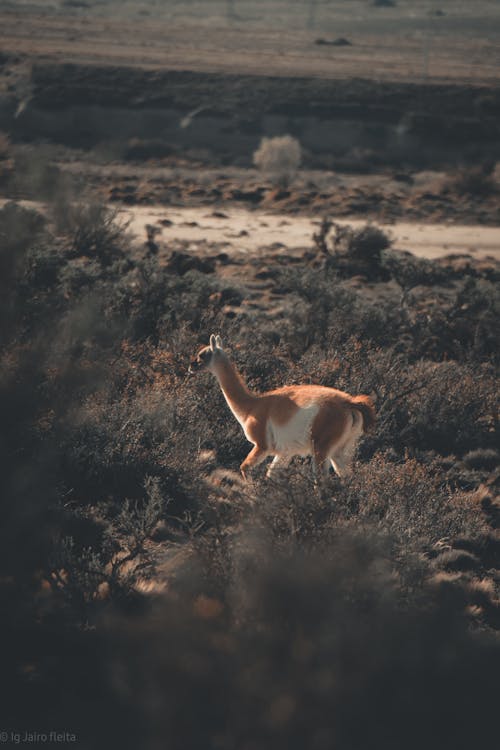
[0,131,9,160]
[447,163,497,197]
[295,341,498,459]
[462,449,500,472]
[9,145,73,201]
[126,478,497,750]
[312,220,392,279]
[331,221,391,261]
[49,477,166,621]
[0,201,46,258]
[253,135,301,187]
[2,197,500,746]
[110,266,228,344]
[124,137,174,161]
[14,522,500,750]
[279,256,499,363]
[57,202,130,266]
[58,257,103,296]
[403,361,498,454]
[272,265,398,352]
[332,454,487,552]
[382,250,448,289]
[61,386,185,505]
[408,278,500,362]
[0,202,51,337]
[193,450,488,593]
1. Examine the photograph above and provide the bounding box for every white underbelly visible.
[266,404,319,455]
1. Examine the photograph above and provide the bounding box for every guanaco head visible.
[188,334,224,374]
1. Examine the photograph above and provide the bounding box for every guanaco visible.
[189,335,375,480]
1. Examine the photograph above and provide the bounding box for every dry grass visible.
[1,200,499,748]
[253,135,302,187]
[447,164,498,197]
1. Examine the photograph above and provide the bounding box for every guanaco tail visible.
[189,335,375,479]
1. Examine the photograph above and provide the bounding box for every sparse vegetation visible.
[0,131,9,160]
[253,135,302,187]
[59,202,131,265]
[447,163,498,197]
[1,196,499,747]
[313,219,392,278]
[1,0,500,742]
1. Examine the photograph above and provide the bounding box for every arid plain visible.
[1,2,499,749]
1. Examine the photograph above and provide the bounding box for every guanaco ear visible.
[209,334,217,351]
[215,335,223,350]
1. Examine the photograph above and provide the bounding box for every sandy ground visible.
[1,1,500,83]
[1,2,499,265]
[4,198,498,262]
[125,205,500,261]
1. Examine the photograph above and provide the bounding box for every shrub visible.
[24,243,63,290]
[382,250,448,290]
[332,454,487,553]
[403,361,498,455]
[49,476,166,620]
[61,202,130,266]
[0,202,49,337]
[0,201,46,258]
[272,265,398,350]
[124,138,174,161]
[2,175,500,748]
[58,258,103,296]
[253,135,301,187]
[312,220,392,279]
[395,276,500,362]
[9,146,73,201]
[447,164,497,197]
[462,449,500,472]
[0,131,9,160]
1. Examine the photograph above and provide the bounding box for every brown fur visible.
[349,395,376,432]
[311,399,352,462]
[190,337,375,479]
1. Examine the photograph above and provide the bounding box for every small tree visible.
[60,202,130,266]
[313,220,392,279]
[253,135,302,188]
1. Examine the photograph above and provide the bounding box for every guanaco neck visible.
[211,354,256,420]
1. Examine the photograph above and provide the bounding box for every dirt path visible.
[125,205,500,261]
[3,199,499,261]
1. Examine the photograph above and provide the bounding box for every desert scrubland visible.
[0,2,499,748]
